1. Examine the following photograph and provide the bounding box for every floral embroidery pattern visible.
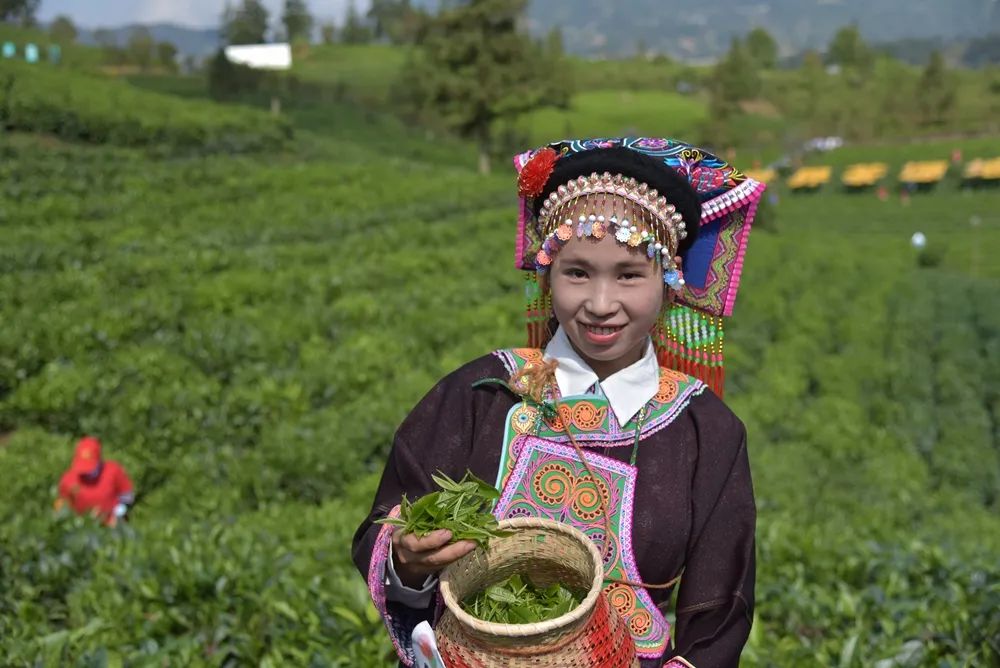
[494,438,670,658]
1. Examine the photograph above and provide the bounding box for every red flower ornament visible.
[517,147,560,198]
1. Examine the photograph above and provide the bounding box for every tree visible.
[223,0,270,45]
[802,49,824,72]
[320,22,336,44]
[875,58,916,136]
[0,0,39,26]
[93,28,115,47]
[393,2,428,44]
[49,15,78,44]
[368,0,400,40]
[745,27,778,69]
[208,48,264,100]
[709,38,761,117]
[827,24,873,70]
[341,1,372,44]
[319,22,337,44]
[368,0,427,44]
[962,34,1000,68]
[635,37,648,59]
[915,50,956,126]
[282,0,313,43]
[797,49,826,124]
[182,54,199,74]
[702,38,762,146]
[127,26,155,71]
[544,27,572,109]
[93,28,125,65]
[397,0,569,174]
[157,41,179,72]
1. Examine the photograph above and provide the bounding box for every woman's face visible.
[548,203,664,379]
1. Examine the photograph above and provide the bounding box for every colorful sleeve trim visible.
[366,504,418,667]
[491,348,521,378]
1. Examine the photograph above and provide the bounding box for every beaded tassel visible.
[653,303,726,397]
[524,279,727,396]
[524,273,552,348]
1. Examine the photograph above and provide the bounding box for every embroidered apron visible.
[490,348,704,660]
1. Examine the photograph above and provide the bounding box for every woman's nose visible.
[585,282,617,317]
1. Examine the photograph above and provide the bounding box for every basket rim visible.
[439,517,604,638]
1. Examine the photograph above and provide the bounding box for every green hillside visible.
[0,53,998,667]
[286,45,721,152]
[517,89,707,148]
[291,43,409,106]
[803,136,1000,169]
[0,60,290,154]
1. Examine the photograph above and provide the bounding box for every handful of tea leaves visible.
[376,471,511,547]
[461,573,585,624]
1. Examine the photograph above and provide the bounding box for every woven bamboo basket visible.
[436,517,638,668]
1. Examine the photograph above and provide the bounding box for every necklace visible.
[628,406,648,466]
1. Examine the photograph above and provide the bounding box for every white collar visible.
[542,326,660,426]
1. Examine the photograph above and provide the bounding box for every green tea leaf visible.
[461,573,585,624]
[376,470,509,548]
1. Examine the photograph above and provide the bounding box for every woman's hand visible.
[391,529,477,588]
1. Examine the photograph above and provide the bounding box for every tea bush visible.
[1,67,999,665]
[0,61,290,154]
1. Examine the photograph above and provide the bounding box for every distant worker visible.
[55,437,134,526]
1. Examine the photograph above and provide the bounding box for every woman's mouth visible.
[582,323,625,345]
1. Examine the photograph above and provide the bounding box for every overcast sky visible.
[37,0,371,29]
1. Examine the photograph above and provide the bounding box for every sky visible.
[37,0,371,29]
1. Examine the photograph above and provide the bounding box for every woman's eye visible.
[620,272,641,281]
[566,268,587,279]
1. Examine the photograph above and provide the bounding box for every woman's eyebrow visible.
[615,260,651,271]
[559,256,596,270]
[559,257,650,271]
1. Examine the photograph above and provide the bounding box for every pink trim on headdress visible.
[700,178,764,223]
[697,178,766,317]
[722,180,765,315]
[513,150,533,172]
[513,151,534,269]
[515,198,530,269]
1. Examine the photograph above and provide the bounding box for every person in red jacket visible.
[55,436,134,526]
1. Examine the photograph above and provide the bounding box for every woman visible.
[55,436,135,527]
[353,138,765,667]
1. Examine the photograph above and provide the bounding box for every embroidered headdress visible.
[513,137,766,396]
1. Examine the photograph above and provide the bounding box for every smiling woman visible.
[353,137,767,668]
[537,147,702,382]
[548,218,666,380]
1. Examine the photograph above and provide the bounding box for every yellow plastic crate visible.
[978,158,1000,181]
[788,166,832,190]
[842,162,887,187]
[899,160,948,184]
[964,159,984,179]
[745,168,776,184]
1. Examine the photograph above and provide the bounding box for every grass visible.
[290,42,409,105]
[517,89,708,147]
[804,136,1000,168]
[771,188,1000,279]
